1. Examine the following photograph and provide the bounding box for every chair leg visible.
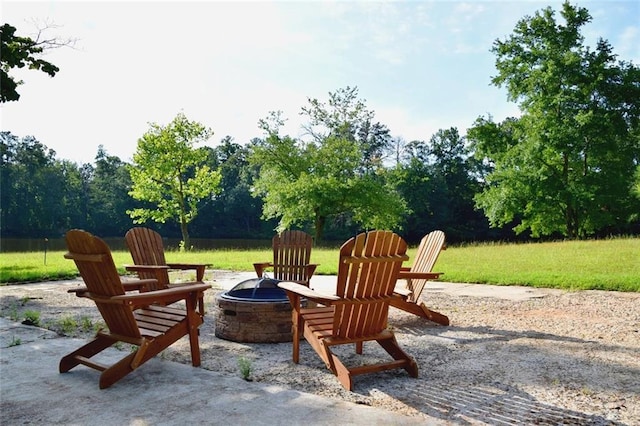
[292,318,300,364]
[60,339,148,389]
[186,296,202,366]
[330,352,354,391]
[100,330,192,388]
[419,302,450,326]
[389,296,450,326]
[197,296,205,317]
[59,335,114,373]
[377,336,419,378]
[99,352,138,389]
[188,326,201,367]
[196,265,205,282]
[286,293,302,364]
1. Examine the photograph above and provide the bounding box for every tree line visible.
[1,120,500,245]
[2,3,638,245]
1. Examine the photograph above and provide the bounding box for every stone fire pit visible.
[214,277,304,343]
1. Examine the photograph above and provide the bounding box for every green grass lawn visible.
[435,238,639,292]
[1,237,638,292]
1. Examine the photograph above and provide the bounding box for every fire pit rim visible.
[218,277,290,303]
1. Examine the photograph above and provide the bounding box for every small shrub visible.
[22,310,41,326]
[58,315,78,335]
[79,316,93,332]
[8,336,21,347]
[93,320,107,334]
[237,356,253,381]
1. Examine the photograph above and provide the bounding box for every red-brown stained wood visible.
[277,230,417,391]
[253,230,317,286]
[60,229,210,389]
[125,227,207,288]
[389,230,450,325]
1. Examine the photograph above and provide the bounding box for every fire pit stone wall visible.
[214,277,307,343]
[215,296,296,343]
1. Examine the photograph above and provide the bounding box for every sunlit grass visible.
[436,237,640,292]
[1,237,638,291]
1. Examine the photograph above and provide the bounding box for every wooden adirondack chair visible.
[278,230,418,391]
[390,230,449,325]
[60,229,211,389]
[253,230,317,286]
[125,227,207,290]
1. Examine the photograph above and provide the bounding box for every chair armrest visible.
[69,278,160,297]
[400,266,411,272]
[122,279,158,292]
[165,263,207,281]
[166,263,206,269]
[111,283,211,305]
[253,262,273,277]
[393,287,412,297]
[67,288,132,304]
[124,265,170,288]
[278,281,340,305]
[397,271,443,280]
[125,264,170,273]
[67,290,122,304]
[306,264,318,277]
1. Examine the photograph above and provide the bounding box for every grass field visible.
[1,237,638,292]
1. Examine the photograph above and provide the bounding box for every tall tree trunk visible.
[314,214,326,243]
[180,215,190,250]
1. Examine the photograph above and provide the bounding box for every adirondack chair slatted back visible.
[65,230,141,338]
[406,230,445,303]
[272,230,313,283]
[333,231,408,339]
[125,227,168,281]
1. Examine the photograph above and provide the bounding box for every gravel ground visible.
[1,273,638,425]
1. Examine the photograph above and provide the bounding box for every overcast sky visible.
[2,1,638,165]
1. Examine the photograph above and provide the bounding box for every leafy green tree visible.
[0,22,74,102]
[86,146,137,236]
[469,2,640,239]
[390,128,489,243]
[1,133,56,235]
[127,113,222,249]
[301,86,392,170]
[191,137,271,238]
[0,132,86,237]
[388,157,440,241]
[427,129,494,241]
[251,92,406,242]
[0,132,24,235]
[52,158,87,233]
